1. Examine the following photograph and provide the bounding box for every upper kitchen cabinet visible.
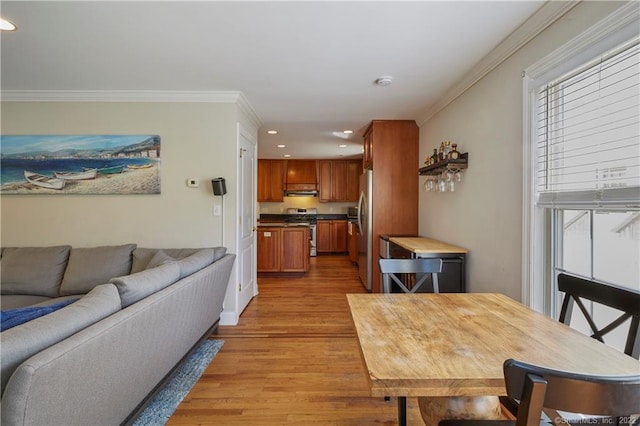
[319,159,361,202]
[258,159,285,202]
[285,160,318,191]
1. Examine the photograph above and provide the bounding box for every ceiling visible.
[1,1,544,159]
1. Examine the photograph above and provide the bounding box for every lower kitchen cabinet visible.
[281,227,310,272]
[257,226,309,273]
[348,222,358,264]
[317,220,347,254]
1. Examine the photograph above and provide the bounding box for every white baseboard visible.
[219,311,239,326]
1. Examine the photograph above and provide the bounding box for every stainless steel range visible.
[285,208,317,257]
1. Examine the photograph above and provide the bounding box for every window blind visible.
[535,36,640,209]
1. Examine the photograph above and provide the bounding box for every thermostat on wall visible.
[187,178,200,188]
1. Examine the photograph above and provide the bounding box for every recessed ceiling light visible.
[343,130,353,134]
[375,76,393,86]
[277,144,286,148]
[339,144,347,148]
[0,17,16,31]
[283,154,291,158]
[267,130,278,135]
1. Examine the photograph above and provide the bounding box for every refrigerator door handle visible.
[357,191,365,235]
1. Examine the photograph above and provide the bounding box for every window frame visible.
[522,3,640,316]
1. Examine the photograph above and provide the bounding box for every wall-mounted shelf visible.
[419,152,469,176]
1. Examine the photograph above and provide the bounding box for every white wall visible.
[0,100,250,322]
[418,1,625,300]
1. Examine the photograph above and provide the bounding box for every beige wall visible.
[418,1,625,300]
[1,101,238,249]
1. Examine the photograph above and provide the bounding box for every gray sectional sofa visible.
[0,244,235,426]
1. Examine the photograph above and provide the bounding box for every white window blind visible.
[535,36,640,209]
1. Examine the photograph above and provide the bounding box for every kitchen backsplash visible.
[259,199,356,215]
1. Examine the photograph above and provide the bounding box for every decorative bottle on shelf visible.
[444,141,451,158]
[432,149,439,164]
[438,142,445,161]
[449,143,460,160]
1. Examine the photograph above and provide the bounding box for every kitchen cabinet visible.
[317,219,347,253]
[363,120,419,293]
[363,129,373,170]
[257,159,285,202]
[257,226,309,273]
[281,227,310,272]
[285,160,318,191]
[348,221,358,264]
[346,159,361,201]
[319,159,360,202]
[257,227,281,272]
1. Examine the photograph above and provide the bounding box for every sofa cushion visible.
[1,295,53,310]
[1,246,71,297]
[145,249,176,269]
[212,247,227,263]
[131,248,197,273]
[111,261,180,308]
[60,244,136,296]
[131,247,227,273]
[1,299,78,332]
[0,283,121,395]
[176,249,215,279]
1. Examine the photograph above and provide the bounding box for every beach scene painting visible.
[0,135,161,195]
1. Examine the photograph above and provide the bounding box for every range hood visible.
[284,189,318,197]
[284,160,318,197]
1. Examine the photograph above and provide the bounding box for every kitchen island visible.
[257,223,310,274]
[381,236,467,293]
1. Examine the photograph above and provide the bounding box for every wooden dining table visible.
[347,293,640,425]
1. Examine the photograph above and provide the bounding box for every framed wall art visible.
[0,135,161,195]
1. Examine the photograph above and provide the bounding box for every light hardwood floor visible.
[168,255,425,425]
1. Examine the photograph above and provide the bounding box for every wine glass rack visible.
[418,152,469,176]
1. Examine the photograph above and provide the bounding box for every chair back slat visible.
[504,359,640,417]
[378,258,442,294]
[557,273,640,359]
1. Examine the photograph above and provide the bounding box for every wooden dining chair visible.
[378,258,442,294]
[557,273,640,359]
[498,274,640,421]
[439,359,640,426]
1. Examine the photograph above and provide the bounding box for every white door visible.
[237,127,257,315]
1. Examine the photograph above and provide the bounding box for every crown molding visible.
[416,1,579,127]
[1,89,264,128]
[236,92,264,129]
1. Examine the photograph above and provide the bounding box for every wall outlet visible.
[213,205,221,216]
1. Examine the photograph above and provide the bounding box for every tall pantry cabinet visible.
[365,120,419,293]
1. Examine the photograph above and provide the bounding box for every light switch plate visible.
[187,178,199,188]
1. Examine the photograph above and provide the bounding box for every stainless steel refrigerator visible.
[357,170,373,291]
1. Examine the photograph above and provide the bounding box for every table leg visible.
[398,396,407,426]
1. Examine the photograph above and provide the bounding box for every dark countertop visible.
[317,214,348,220]
[257,223,310,228]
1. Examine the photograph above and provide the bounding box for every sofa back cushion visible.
[1,246,71,297]
[111,261,180,308]
[1,283,121,395]
[130,247,227,273]
[60,244,136,296]
[175,249,216,279]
